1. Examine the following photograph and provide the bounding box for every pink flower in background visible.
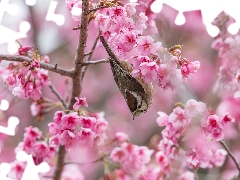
[156,99,231,170]
[212,34,240,96]
[61,164,85,180]
[15,126,55,165]
[177,171,195,180]
[110,142,153,174]
[5,74,16,85]
[7,161,27,180]
[24,126,41,140]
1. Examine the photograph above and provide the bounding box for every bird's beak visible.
[132,114,136,120]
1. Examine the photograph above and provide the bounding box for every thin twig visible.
[81,33,100,81]
[0,54,73,77]
[43,175,53,179]
[64,79,71,104]
[84,50,93,56]
[49,84,68,109]
[64,159,100,165]
[80,58,109,66]
[89,5,109,13]
[88,34,99,61]
[28,5,39,52]
[220,141,240,177]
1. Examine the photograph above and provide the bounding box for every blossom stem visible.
[0,54,73,77]
[49,84,68,109]
[220,141,240,177]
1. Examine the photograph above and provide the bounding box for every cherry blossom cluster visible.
[48,97,108,151]
[106,132,195,180]
[12,126,55,168]
[212,35,240,97]
[110,142,153,177]
[15,126,55,166]
[2,47,50,100]
[93,2,199,92]
[156,99,234,170]
[65,0,157,29]
[64,0,200,92]
[109,132,158,180]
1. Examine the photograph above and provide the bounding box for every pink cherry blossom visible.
[7,161,27,180]
[78,128,95,146]
[79,116,96,129]
[73,97,88,110]
[156,99,231,170]
[24,126,42,139]
[53,111,65,123]
[2,55,50,100]
[138,61,158,83]
[61,112,79,130]
[110,142,153,174]
[136,36,155,56]
[115,132,129,142]
[15,126,55,165]
[32,142,53,165]
[59,130,77,150]
[156,112,169,127]
[49,99,108,151]
[5,74,16,85]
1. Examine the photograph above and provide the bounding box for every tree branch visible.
[220,141,240,177]
[81,33,100,82]
[69,0,90,109]
[53,1,90,180]
[80,58,109,66]
[53,145,66,180]
[0,54,73,77]
[49,84,68,109]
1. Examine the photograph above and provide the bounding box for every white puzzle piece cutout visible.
[151,0,240,36]
[0,0,31,54]
[46,1,65,26]
[25,0,37,6]
[16,151,50,180]
[0,100,19,136]
[0,116,19,136]
[0,163,13,180]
